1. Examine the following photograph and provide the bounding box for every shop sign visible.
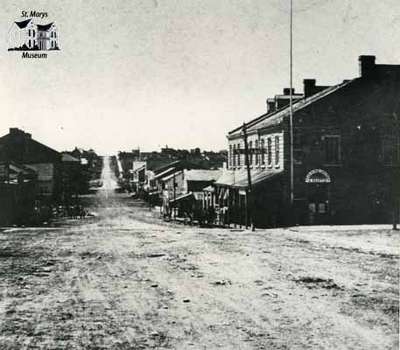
[305,169,331,183]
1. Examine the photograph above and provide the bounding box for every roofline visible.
[227,98,304,138]
[227,78,356,139]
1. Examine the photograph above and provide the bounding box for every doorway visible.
[307,183,330,225]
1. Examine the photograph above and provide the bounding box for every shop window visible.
[324,135,341,164]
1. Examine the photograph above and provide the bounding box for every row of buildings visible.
[118,150,226,223]
[0,128,98,225]
[129,55,399,228]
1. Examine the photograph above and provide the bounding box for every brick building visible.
[216,55,399,227]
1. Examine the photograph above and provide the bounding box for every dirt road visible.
[0,158,398,349]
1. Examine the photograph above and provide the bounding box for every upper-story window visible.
[229,145,233,168]
[248,141,253,165]
[260,139,265,165]
[267,138,272,166]
[324,135,341,164]
[255,140,259,165]
[237,144,241,166]
[33,30,35,37]
[28,29,31,36]
[275,136,280,166]
[232,144,236,167]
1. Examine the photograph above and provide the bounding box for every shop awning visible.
[215,169,282,189]
[170,192,194,204]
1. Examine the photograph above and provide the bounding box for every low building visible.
[0,162,37,225]
[0,128,62,200]
[161,169,222,222]
[216,55,399,227]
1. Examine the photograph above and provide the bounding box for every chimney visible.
[9,127,20,135]
[266,98,275,113]
[303,79,316,98]
[359,55,376,78]
[283,88,295,96]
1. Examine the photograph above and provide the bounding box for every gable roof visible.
[61,153,80,162]
[0,129,60,164]
[37,23,54,31]
[15,19,32,29]
[228,79,355,138]
[247,79,355,134]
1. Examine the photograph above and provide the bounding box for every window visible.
[261,139,265,165]
[267,138,272,166]
[33,30,35,37]
[237,144,241,166]
[382,133,400,165]
[255,140,259,165]
[275,136,280,166]
[318,203,327,214]
[28,39,31,47]
[232,145,236,167]
[248,141,253,164]
[229,145,233,168]
[324,135,341,164]
[28,29,31,36]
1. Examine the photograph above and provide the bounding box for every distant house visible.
[130,161,147,192]
[61,153,85,200]
[0,128,62,199]
[8,18,58,51]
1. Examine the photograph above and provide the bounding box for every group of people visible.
[54,204,87,219]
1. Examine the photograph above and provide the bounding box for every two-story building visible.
[215,55,399,227]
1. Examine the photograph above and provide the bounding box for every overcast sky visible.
[0,0,399,154]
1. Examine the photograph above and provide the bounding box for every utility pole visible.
[243,123,255,231]
[289,0,295,223]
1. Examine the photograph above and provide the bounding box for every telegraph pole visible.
[289,0,295,222]
[243,123,255,231]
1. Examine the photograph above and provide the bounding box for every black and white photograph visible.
[0,1,399,349]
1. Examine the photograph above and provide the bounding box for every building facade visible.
[216,55,400,227]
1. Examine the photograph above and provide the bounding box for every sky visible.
[0,0,399,154]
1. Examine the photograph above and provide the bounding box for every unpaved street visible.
[0,158,398,349]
